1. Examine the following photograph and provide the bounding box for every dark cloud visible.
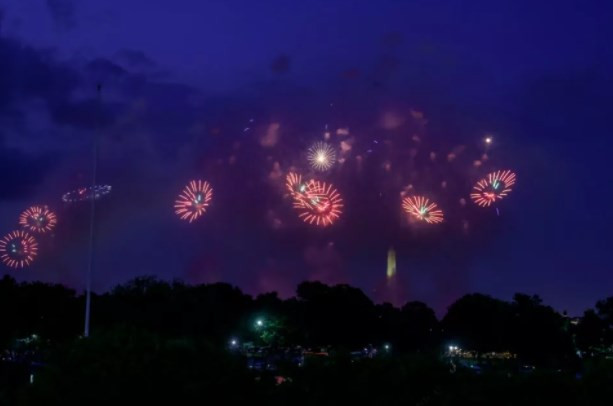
[0,33,80,200]
[381,31,404,49]
[0,35,79,114]
[270,54,291,75]
[0,33,189,139]
[0,141,56,201]
[46,0,76,30]
[85,58,127,82]
[49,98,120,130]
[115,49,156,69]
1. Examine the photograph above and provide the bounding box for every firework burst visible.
[174,180,213,223]
[285,172,307,197]
[0,230,38,269]
[402,196,444,224]
[470,170,516,207]
[293,180,343,226]
[307,142,336,171]
[19,206,58,233]
[62,185,112,203]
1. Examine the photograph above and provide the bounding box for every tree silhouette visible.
[508,293,574,366]
[442,293,512,352]
[296,281,376,347]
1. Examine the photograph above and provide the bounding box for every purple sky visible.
[0,0,612,315]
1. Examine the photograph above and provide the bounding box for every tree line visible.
[1,275,613,404]
[1,275,611,364]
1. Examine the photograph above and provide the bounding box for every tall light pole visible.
[84,84,102,337]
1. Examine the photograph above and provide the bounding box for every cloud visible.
[85,58,127,82]
[270,54,291,75]
[0,142,56,201]
[0,33,80,199]
[49,98,120,130]
[115,49,156,69]
[46,0,76,30]
[0,35,79,114]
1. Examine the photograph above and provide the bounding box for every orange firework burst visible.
[0,230,38,269]
[293,180,343,226]
[470,170,516,207]
[402,196,444,224]
[19,206,57,233]
[174,180,213,223]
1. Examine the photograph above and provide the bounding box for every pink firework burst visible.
[174,180,213,223]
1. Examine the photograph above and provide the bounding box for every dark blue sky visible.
[0,0,612,315]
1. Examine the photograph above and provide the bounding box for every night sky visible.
[1,0,612,315]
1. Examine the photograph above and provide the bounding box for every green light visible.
[492,180,500,190]
[419,206,427,215]
[299,184,306,193]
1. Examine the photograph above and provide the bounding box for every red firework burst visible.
[293,180,343,226]
[402,195,444,224]
[285,172,306,197]
[470,170,516,207]
[0,230,38,269]
[19,206,57,233]
[174,180,213,223]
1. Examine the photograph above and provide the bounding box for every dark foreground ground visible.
[1,330,613,405]
[1,276,612,405]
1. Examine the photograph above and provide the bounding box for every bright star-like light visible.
[307,142,336,171]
